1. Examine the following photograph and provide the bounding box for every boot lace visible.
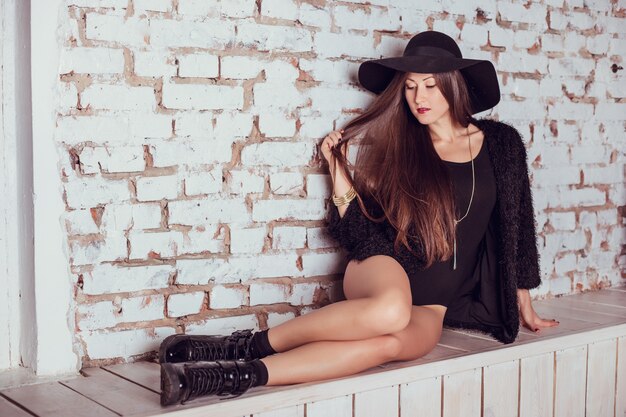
[188,340,228,361]
[181,361,255,404]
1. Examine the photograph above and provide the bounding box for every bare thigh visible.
[343,255,411,306]
[388,305,446,361]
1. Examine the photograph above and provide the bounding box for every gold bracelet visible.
[332,186,357,207]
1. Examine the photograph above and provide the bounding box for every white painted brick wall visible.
[51,0,624,364]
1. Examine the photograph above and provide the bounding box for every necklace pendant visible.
[453,235,457,270]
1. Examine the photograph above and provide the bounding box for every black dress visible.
[327,139,503,326]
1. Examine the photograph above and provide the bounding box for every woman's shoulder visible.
[473,118,522,139]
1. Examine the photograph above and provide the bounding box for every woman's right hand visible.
[321,129,347,165]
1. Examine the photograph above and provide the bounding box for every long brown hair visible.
[330,69,475,268]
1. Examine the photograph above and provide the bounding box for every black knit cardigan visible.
[325,118,542,344]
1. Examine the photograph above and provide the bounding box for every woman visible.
[159,31,559,406]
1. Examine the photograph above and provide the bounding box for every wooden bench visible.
[1,286,625,417]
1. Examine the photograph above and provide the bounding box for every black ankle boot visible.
[160,360,260,405]
[159,329,256,363]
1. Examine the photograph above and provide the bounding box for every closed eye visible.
[405,85,436,90]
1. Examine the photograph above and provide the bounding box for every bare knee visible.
[365,294,412,334]
[377,335,404,360]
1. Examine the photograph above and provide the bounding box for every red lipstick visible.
[417,108,430,114]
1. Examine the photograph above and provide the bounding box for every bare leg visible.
[262,305,444,385]
[268,256,412,352]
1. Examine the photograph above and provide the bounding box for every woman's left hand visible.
[517,288,559,333]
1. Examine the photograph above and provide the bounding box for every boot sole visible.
[160,363,182,406]
[158,334,183,364]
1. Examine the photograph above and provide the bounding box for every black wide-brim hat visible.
[358,31,500,114]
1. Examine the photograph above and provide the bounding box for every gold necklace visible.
[451,126,475,270]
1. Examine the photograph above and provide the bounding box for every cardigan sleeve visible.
[513,130,542,290]
[326,196,389,253]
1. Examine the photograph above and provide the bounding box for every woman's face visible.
[403,72,450,125]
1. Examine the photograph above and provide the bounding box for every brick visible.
[298,3,332,30]
[56,114,172,146]
[249,282,290,305]
[497,52,548,74]
[162,83,244,110]
[176,258,233,285]
[78,301,117,331]
[133,49,176,77]
[177,54,219,78]
[333,5,401,31]
[180,227,227,255]
[252,199,326,222]
[80,146,146,174]
[58,82,78,110]
[236,22,312,53]
[549,276,573,296]
[298,115,333,140]
[554,253,576,276]
[593,103,626,121]
[561,188,607,207]
[290,282,319,305]
[185,168,223,196]
[508,78,540,98]
[230,226,266,254]
[209,285,246,309]
[545,230,587,252]
[136,175,180,201]
[241,142,313,167]
[300,251,346,276]
[571,145,609,164]
[307,227,335,249]
[583,165,622,185]
[596,209,618,227]
[261,0,298,20]
[306,86,371,112]
[298,58,358,84]
[59,47,125,74]
[64,209,100,235]
[548,58,595,76]
[149,140,232,167]
[272,226,307,250]
[120,295,165,323]
[586,34,610,55]
[533,166,580,186]
[101,202,163,230]
[264,59,300,82]
[258,110,297,137]
[70,233,127,266]
[167,292,205,317]
[221,55,264,79]
[67,0,127,7]
[128,230,184,259]
[226,170,266,194]
[134,0,171,13]
[86,14,148,46]
[253,82,308,110]
[432,20,460,40]
[270,172,304,195]
[65,177,131,209]
[306,174,332,198]
[214,111,254,139]
[547,101,595,121]
[177,0,219,16]
[460,24,489,47]
[82,84,155,111]
[82,327,175,360]
[150,19,236,48]
[168,198,250,225]
[313,32,377,59]
[266,312,296,327]
[82,264,173,295]
[185,314,258,336]
[174,112,214,137]
[579,211,597,230]
[514,31,540,49]
[549,212,577,231]
[497,2,547,26]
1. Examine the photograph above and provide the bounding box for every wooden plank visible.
[306,395,352,417]
[554,346,587,417]
[253,403,304,417]
[585,338,616,417]
[442,368,481,417]
[354,385,398,417]
[573,290,626,308]
[400,376,441,417]
[614,336,626,417]
[439,329,501,352]
[483,360,519,417]
[549,297,626,318]
[102,361,160,393]
[0,396,34,417]
[1,382,118,417]
[418,344,466,362]
[533,302,624,325]
[62,367,161,415]
[519,352,553,417]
